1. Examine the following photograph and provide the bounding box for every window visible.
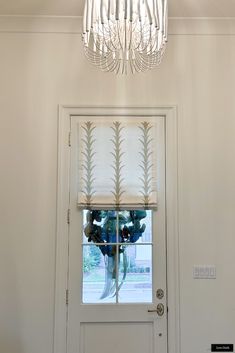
[82,210,153,303]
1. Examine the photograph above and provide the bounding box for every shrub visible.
[83,246,102,273]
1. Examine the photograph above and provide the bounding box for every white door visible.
[66,114,167,353]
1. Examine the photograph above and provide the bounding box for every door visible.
[66,114,167,353]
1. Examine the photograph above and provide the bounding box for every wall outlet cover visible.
[193,265,216,279]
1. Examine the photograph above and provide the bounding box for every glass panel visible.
[118,245,153,303]
[83,210,152,244]
[82,210,153,304]
[83,210,118,244]
[82,245,116,303]
[120,210,152,244]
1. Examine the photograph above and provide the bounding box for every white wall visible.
[1,18,235,353]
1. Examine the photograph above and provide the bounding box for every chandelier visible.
[82,0,168,74]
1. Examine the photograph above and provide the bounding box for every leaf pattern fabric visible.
[77,117,158,209]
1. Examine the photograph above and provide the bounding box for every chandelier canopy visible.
[82,0,168,74]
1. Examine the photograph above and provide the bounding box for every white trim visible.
[54,105,180,353]
[0,15,81,34]
[169,17,235,35]
[165,108,181,353]
[0,15,235,35]
[54,106,71,353]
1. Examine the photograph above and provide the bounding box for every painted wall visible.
[1,18,235,353]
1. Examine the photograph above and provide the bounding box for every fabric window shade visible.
[77,116,158,210]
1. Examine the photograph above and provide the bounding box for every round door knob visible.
[156,303,164,316]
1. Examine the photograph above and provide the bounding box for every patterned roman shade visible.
[77,116,158,210]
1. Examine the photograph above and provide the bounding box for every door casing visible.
[54,106,180,353]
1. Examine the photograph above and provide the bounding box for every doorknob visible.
[148,303,164,316]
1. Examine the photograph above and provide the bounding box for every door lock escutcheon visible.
[156,303,164,316]
[156,289,164,300]
[148,303,165,316]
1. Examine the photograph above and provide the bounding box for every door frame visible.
[53,105,180,353]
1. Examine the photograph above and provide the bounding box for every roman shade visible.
[77,116,158,210]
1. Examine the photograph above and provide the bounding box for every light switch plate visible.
[193,265,216,279]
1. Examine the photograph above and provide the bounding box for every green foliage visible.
[83,256,93,273]
[89,245,101,266]
[83,246,101,273]
[120,259,150,274]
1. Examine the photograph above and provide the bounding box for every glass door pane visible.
[82,210,153,304]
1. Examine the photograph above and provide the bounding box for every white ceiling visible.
[0,0,235,17]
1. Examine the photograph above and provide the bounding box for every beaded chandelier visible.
[82,0,168,74]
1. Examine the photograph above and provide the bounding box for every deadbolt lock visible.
[156,289,164,300]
